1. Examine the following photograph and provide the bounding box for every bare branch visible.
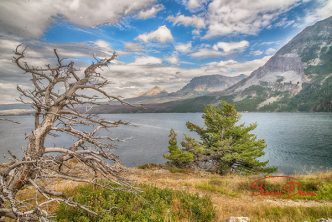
[0,45,133,221]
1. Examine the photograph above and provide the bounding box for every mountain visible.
[139,86,168,97]
[92,17,332,113]
[175,74,246,96]
[226,54,304,94]
[224,16,332,112]
[126,74,246,104]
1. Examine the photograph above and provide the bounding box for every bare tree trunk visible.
[0,45,132,221]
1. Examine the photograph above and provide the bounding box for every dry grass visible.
[12,166,332,222]
[125,167,332,222]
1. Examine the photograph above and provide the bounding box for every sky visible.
[0,0,331,104]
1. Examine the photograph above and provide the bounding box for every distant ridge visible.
[139,86,168,97]
[125,74,246,104]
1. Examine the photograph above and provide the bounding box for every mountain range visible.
[126,74,246,104]
[92,16,332,113]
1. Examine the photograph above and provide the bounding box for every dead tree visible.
[0,45,130,221]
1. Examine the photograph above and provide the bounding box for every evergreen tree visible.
[163,101,276,174]
[163,129,194,167]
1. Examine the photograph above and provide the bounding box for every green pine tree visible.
[186,101,276,174]
[163,129,194,167]
[163,101,276,174]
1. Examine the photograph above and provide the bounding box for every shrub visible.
[56,182,215,222]
[137,163,163,169]
[163,129,194,167]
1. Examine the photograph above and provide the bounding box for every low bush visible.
[237,175,332,200]
[137,163,163,170]
[56,182,215,222]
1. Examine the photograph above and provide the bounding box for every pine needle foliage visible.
[164,101,276,175]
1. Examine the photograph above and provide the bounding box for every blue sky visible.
[0,0,331,103]
[41,0,313,65]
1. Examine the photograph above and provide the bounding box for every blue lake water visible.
[1,113,331,174]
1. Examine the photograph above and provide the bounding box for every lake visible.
[1,113,331,174]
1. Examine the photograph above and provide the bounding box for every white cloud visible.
[265,47,277,55]
[93,40,129,57]
[208,60,238,67]
[192,29,201,35]
[184,0,208,11]
[190,41,249,58]
[275,17,296,28]
[166,55,179,64]
[175,42,192,53]
[132,56,162,65]
[167,15,205,29]
[94,40,114,55]
[95,40,110,49]
[212,40,249,55]
[251,50,264,56]
[137,4,164,19]
[0,0,156,38]
[190,48,223,58]
[124,42,143,52]
[206,56,271,76]
[0,35,128,103]
[204,0,300,38]
[136,26,173,43]
[303,0,332,25]
[0,82,18,90]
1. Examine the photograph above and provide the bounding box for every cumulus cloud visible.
[303,0,332,25]
[166,55,179,64]
[136,26,173,43]
[204,0,300,38]
[94,40,111,49]
[251,47,277,56]
[190,40,249,58]
[132,56,162,65]
[0,83,22,104]
[0,35,126,104]
[212,40,249,55]
[94,40,114,55]
[192,29,201,35]
[167,15,205,29]
[0,38,53,103]
[137,4,164,19]
[275,17,296,28]
[251,50,264,56]
[175,42,192,53]
[265,47,277,55]
[190,48,223,58]
[124,42,143,52]
[205,56,271,76]
[184,0,208,11]
[0,0,157,38]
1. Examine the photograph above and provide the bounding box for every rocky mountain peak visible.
[139,86,168,97]
[222,16,332,111]
[177,74,246,96]
[226,17,332,95]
